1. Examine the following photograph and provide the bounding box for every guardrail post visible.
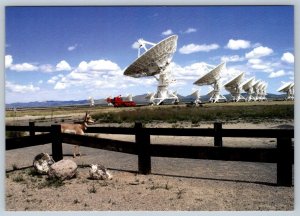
[135,122,151,174]
[51,124,63,162]
[277,137,293,186]
[214,122,223,147]
[29,121,35,136]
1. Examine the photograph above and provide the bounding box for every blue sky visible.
[5,6,294,103]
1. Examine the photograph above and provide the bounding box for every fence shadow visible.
[6,121,294,186]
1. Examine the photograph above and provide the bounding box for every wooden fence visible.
[6,122,294,186]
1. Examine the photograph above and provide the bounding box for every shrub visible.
[92,103,293,123]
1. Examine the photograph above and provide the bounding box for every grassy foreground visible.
[6,101,294,124]
[92,101,294,123]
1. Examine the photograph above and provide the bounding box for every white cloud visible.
[56,60,72,71]
[38,80,43,84]
[179,43,219,54]
[221,55,244,62]
[6,81,40,93]
[226,39,251,50]
[68,44,78,51]
[247,58,262,64]
[170,62,215,82]
[250,64,270,70]
[245,46,273,59]
[5,55,13,68]
[54,82,68,90]
[47,74,64,84]
[52,59,124,90]
[162,29,173,36]
[184,28,197,34]
[10,63,39,72]
[131,41,140,49]
[247,59,273,72]
[87,60,120,71]
[281,52,294,64]
[6,55,43,72]
[269,70,286,78]
[39,64,54,73]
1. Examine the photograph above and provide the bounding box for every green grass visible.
[6,131,26,138]
[12,174,25,183]
[92,103,294,124]
[5,101,294,124]
[38,177,65,188]
[88,184,97,193]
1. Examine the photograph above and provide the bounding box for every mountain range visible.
[6,93,287,109]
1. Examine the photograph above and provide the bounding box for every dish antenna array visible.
[252,80,263,101]
[190,90,201,105]
[241,77,255,101]
[277,82,294,100]
[224,72,245,102]
[124,35,179,105]
[259,82,268,101]
[193,62,227,103]
[88,96,95,106]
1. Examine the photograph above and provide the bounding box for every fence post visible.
[29,121,35,136]
[135,122,151,174]
[214,122,223,147]
[51,124,63,162]
[277,137,293,186]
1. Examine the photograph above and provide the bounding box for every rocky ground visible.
[5,115,294,211]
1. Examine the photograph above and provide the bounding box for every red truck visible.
[106,95,136,107]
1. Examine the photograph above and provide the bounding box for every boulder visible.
[33,153,55,174]
[89,164,113,180]
[48,159,77,180]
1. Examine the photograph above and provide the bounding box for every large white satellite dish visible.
[252,80,262,101]
[193,62,227,103]
[277,82,294,100]
[241,77,255,102]
[259,82,268,101]
[88,96,95,106]
[258,81,267,101]
[224,72,245,102]
[190,90,201,105]
[124,35,179,105]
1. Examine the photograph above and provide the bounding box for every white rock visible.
[33,153,55,174]
[89,164,113,180]
[48,159,77,180]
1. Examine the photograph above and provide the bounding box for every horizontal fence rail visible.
[5,121,294,186]
[6,133,52,150]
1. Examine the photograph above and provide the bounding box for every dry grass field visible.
[5,101,294,211]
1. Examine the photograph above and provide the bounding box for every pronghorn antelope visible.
[61,112,94,158]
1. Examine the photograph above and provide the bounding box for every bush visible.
[92,103,293,123]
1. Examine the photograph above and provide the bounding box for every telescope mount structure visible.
[124,35,179,105]
[193,62,227,103]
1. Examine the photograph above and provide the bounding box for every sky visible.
[5,6,294,104]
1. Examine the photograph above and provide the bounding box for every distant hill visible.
[5,93,288,108]
[5,100,90,109]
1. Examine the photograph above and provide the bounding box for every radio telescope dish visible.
[190,90,201,105]
[88,96,95,106]
[206,89,215,97]
[252,80,262,101]
[259,82,268,101]
[193,62,227,103]
[125,94,133,101]
[241,77,255,101]
[124,35,179,105]
[255,81,265,101]
[277,82,294,100]
[224,72,245,102]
